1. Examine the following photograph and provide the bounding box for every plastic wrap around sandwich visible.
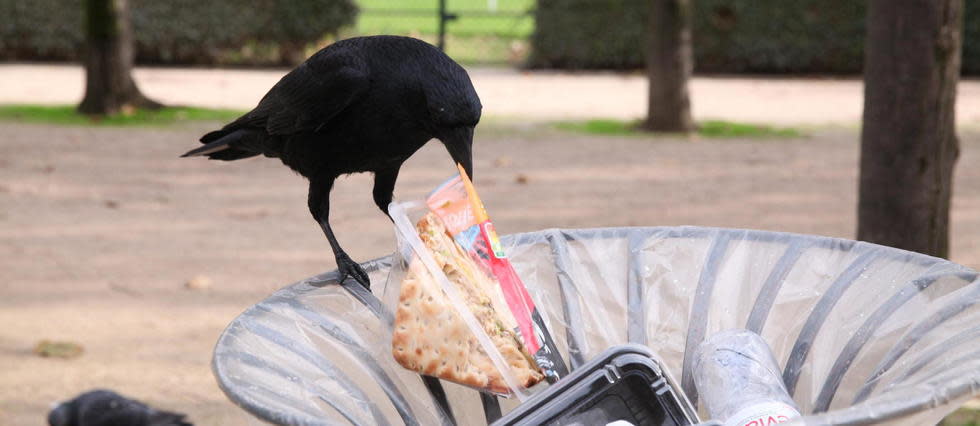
[388,165,566,397]
[392,212,544,394]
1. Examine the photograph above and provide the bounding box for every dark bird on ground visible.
[181,35,481,289]
[47,389,192,426]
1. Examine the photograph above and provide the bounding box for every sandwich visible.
[391,212,544,394]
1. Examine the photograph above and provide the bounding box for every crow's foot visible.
[336,252,370,289]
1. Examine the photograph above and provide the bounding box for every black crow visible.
[181,35,481,289]
[47,389,192,426]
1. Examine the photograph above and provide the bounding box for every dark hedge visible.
[528,0,980,74]
[0,0,358,66]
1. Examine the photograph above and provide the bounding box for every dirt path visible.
[1,120,978,424]
[2,64,980,127]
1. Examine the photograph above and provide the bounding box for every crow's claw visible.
[336,252,370,289]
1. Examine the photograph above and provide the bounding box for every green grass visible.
[942,405,980,426]
[0,105,245,127]
[555,119,805,139]
[355,0,534,64]
[555,119,639,135]
[357,12,533,39]
[698,120,803,138]
[359,0,533,11]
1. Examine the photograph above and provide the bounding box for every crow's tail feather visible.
[180,129,260,161]
[206,148,260,161]
[179,139,229,158]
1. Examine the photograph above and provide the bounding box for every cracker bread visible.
[392,213,543,394]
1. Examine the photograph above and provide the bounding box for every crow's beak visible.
[441,127,474,179]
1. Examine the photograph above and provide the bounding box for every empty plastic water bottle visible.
[693,329,801,426]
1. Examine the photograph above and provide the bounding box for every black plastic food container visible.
[494,344,699,426]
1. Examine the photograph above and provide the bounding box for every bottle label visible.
[724,401,801,426]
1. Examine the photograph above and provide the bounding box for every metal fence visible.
[355,0,534,65]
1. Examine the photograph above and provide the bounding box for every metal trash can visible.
[212,226,980,425]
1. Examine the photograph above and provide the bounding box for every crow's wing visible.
[224,52,370,136]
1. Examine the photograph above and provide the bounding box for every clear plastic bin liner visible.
[212,226,980,425]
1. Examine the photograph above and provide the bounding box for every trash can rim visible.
[211,225,977,425]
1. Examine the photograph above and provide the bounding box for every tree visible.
[858,0,963,258]
[643,0,694,132]
[78,0,161,115]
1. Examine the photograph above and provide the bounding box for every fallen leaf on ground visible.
[34,340,84,359]
[185,275,212,290]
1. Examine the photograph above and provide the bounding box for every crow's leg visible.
[308,178,370,288]
[373,166,401,220]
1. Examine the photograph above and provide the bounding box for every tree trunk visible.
[78,0,161,115]
[643,0,694,132]
[858,0,963,258]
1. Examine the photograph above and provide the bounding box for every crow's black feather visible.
[181,36,482,288]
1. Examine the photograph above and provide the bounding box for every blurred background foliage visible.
[0,0,358,66]
[0,0,977,70]
[529,0,980,73]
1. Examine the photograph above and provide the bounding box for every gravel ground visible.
[0,119,978,424]
[1,63,979,424]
